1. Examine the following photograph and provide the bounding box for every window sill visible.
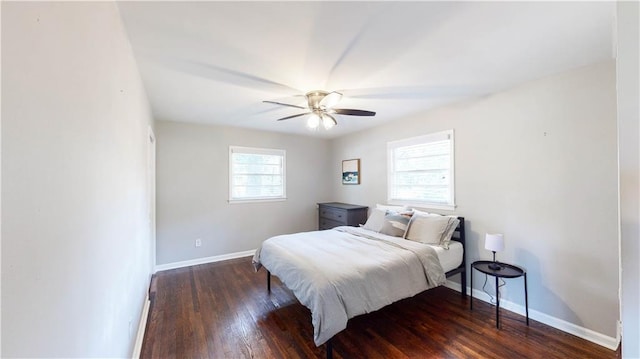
[388,201,456,212]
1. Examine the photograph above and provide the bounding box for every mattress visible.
[429,240,464,273]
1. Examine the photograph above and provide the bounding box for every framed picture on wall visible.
[342,159,360,185]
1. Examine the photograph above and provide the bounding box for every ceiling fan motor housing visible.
[306,90,330,110]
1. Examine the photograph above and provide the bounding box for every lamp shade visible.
[485,233,504,252]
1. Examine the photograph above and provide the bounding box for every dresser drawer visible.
[319,207,347,223]
[319,218,344,230]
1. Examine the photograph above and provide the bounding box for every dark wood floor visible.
[142,257,617,359]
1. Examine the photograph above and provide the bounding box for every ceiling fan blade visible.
[319,91,343,109]
[263,101,307,110]
[332,108,376,116]
[340,86,494,99]
[276,112,311,121]
[168,59,302,94]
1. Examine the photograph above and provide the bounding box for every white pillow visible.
[376,204,408,212]
[411,209,431,216]
[440,217,460,249]
[362,208,387,232]
[405,214,452,245]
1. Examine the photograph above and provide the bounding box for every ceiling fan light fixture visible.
[307,113,321,129]
[322,114,337,130]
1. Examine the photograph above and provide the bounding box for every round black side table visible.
[470,260,529,328]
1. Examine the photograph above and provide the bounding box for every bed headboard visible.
[452,216,465,249]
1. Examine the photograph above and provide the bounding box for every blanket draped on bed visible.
[252,226,446,346]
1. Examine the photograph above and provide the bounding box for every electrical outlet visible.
[128,319,133,338]
[195,238,202,247]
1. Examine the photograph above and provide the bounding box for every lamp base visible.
[488,262,502,271]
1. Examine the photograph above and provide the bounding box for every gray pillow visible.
[379,212,412,237]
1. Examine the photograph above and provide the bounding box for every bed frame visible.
[265,216,466,359]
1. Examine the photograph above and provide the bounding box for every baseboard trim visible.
[155,249,256,272]
[131,294,150,359]
[444,280,620,351]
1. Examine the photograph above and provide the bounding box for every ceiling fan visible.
[263,90,376,130]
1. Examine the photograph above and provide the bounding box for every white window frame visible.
[387,130,456,211]
[229,146,286,203]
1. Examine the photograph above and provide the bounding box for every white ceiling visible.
[118,1,615,139]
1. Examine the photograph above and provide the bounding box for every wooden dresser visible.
[318,202,369,230]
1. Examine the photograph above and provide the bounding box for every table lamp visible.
[485,233,504,270]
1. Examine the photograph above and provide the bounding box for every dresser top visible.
[318,202,368,210]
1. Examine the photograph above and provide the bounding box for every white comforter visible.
[252,226,446,346]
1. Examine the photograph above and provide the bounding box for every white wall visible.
[617,1,640,357]
[2,2,154,357]
[156,121,333,265]
[0,3,3,352]
[331,62,619,340]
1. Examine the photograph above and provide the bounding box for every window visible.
[387,130,455,210]
[229,146,286,203]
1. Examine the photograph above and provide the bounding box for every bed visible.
[253,212,466,358]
